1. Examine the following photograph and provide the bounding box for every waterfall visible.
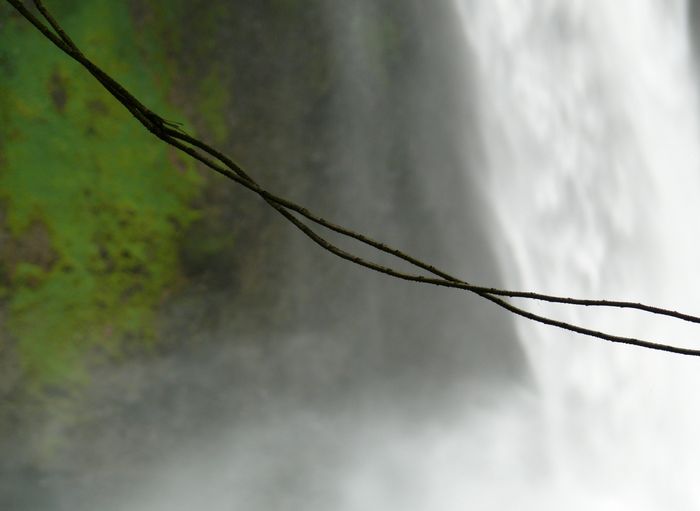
[59,2,700,510]
[455,0,700,507]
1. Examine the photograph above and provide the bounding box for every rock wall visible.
[0,2,526,508]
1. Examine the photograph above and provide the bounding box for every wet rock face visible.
[690,2,700,59]
[0,1,527,507]
[160,0,527,414]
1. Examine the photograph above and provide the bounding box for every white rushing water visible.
[454,0,700,507]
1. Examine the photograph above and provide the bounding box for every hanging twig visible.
[6,0,700,356]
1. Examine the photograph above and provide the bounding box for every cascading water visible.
[455,0,700,507]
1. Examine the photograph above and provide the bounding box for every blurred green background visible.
[0,0,346,483]
[0,2,523,508]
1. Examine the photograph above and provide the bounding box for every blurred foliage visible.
[0,0,436,488]
[0,0,202,391]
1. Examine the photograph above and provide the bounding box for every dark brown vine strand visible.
[7,0,700,356]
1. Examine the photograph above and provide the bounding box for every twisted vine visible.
[6,0,700,356]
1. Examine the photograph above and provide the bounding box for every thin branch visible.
[33,0,76,50]
[167,129,700,327]
[162,135,700,356]
[6,0,700,356]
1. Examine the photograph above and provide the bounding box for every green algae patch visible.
[0,1,202,391]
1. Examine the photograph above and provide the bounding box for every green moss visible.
[196,69,231,143]
[150,0,233,145]
[0,1,202,391]
[11,262,48,288]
